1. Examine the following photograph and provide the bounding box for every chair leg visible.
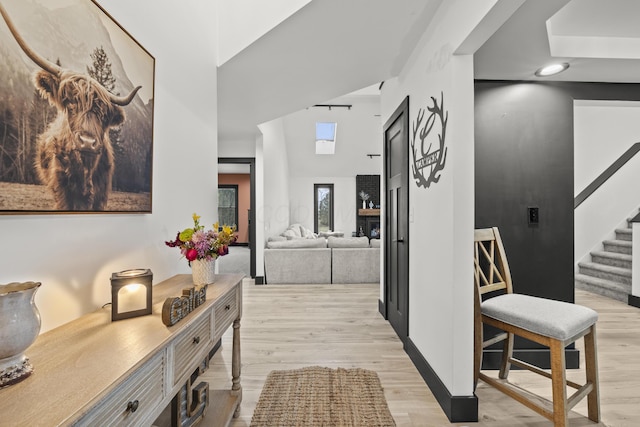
[474,326,482,390]
[550,339,568,427]
[584,325,600,422]
[498,332,514,379]
[474,284,482,391]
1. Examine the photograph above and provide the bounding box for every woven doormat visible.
[250,366,396,427]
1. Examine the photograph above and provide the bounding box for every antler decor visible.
[410,92,448,189]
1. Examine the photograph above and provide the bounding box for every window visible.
[218,185,238,229]
[314,184,334,233]
[315,122,337,155]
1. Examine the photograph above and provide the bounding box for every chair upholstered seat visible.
[481,294,598,341]
[474,227,600,426]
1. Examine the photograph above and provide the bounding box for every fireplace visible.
[366,217,380,239]
[356,174,380,238]
[357,210,380,238]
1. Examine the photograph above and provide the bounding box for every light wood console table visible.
[0,273,243,427]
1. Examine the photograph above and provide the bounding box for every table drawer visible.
[173,313,212,384]
[75,352,164,427]
[214,288,238,339]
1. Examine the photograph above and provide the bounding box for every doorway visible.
[218,157,256,278]
[384,97,409,344]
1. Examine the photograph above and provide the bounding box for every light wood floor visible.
[203,280,640,426]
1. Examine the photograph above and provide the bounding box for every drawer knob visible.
[127,400,139,413]
[193,336,200,344]
[225,304,231,311]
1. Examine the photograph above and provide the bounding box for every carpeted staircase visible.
[576,222,632,302]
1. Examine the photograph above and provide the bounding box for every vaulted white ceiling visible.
[217,0,640,143]
[475,0,640,82]
[217,0,443,141]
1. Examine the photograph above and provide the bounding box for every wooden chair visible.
[473,227,600,427]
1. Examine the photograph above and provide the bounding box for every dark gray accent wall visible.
[475,80,640,303]
[475,80,640,366]
[475,81,575,302]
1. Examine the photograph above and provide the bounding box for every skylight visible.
[316,122,336,155]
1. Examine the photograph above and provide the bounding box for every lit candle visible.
[117,283,146,313]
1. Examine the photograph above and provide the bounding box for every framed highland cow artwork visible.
[0,0,154,213]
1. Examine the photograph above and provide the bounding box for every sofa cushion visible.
[332,247,380,283]
[370,239,381,248]
[264,248,331,284]
[266,238,327,249]
[318,231,345,238]
[268,236,287,242]
[327,236,369,248]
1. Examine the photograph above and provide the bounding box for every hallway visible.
[217,246,251,278]
[206,281,639,426]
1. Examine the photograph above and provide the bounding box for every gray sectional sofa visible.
[264,235,381,284]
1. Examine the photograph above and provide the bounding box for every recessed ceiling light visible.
[535,62,569,77]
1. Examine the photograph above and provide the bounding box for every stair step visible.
[578,262,631,285]
[603,239,632,255]
[575,274,630,303]
[590,251,632,269]
[615,227,632,242]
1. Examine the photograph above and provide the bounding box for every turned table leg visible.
[231,317,242,417]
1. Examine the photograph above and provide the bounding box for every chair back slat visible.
[480,282,509,295]
[474,227,513,296]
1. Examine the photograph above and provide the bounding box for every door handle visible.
[395,237,405,243]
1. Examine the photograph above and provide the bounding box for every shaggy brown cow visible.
[0,4,141,210]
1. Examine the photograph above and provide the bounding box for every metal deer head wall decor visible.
[411,92,448,189]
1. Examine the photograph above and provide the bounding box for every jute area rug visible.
[250,366,396,427]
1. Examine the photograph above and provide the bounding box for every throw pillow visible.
[281,229,298,240]
[288,224,303,238]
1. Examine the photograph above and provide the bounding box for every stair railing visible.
[574,143,640,209]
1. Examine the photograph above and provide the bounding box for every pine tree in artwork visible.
[87,46,117,94]
[87,46,122,155]
[87,46,126,189]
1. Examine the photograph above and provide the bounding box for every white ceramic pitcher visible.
[0,281,41,388]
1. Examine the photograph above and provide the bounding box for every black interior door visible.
[384,97,409,343]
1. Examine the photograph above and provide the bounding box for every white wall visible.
[574,100,640,265]
[220,75,380,277]
[289,177,356,235]
[283,94,383,178]
[0,0,219,332]
[254,134,265,277]
[279,92,382,237]
[259,118,291,242]
[216,0,311,65]
[260,92,383,239]
[218,138,257,158]
[380,0,498,398]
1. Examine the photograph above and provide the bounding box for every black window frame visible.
[218,184,239,231]
[314,183,334,233]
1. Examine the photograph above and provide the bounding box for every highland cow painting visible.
[0,0,154,213]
